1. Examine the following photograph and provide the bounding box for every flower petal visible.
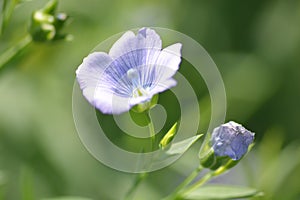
[76,52,113,106]
[153,43,182,84]
[109,28,162,59]
[211,121,255,160]
[149,78,177,96]
[93,89,131,114]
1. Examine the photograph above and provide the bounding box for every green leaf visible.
[42,197,93,200]
[166,134,202,155]
[152,135,203,164]
[0,0,30,35]
[41,0,58,14]
[184,185,261,200]
[0,0,19,35]
[0,0,4,34]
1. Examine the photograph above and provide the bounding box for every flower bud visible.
[159,122,178,150]
[199,121,255,170]
[29,0,69,42]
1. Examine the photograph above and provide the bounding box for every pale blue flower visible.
[211,121,255,160]
[76,28,182,114]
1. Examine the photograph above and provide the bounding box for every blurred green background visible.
[0,0,300,199]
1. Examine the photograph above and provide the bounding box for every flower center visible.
[133,87,148,98]
[127,68,139,85]
[127,68,149,98]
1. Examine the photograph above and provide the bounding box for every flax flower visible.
[76,28,182,114]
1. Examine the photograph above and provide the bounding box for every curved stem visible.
[180,171,214,197]
[179,165,228,197]
[0,34,32,69]
[163,165,203,200]
[123,173,148,200]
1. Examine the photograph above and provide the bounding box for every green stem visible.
[123,173,147,200]
[163,165,203,200]
[0,34,32,69]
[181,171,214,197]
[179,165,228,197]
[123,110,156,200]
[146,111,155,151]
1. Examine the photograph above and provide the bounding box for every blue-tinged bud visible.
[199,121,255,170]
[211,121,255,160]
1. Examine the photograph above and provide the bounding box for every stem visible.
[180,165,228,197]
[0,34,32,69]
[123,110,156,200]
[123,173,147,200]
[163,165,203,200]
[146,111,155,151]
[175,166,203,193]
[180,171,214,196]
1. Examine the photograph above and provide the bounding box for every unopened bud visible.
[199,121,255,170]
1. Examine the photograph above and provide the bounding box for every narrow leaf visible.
[166,134,202,155]
[1,0,18,34]
[151,135,203,165]
[184,185,261,200]
[0,0,7,34]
